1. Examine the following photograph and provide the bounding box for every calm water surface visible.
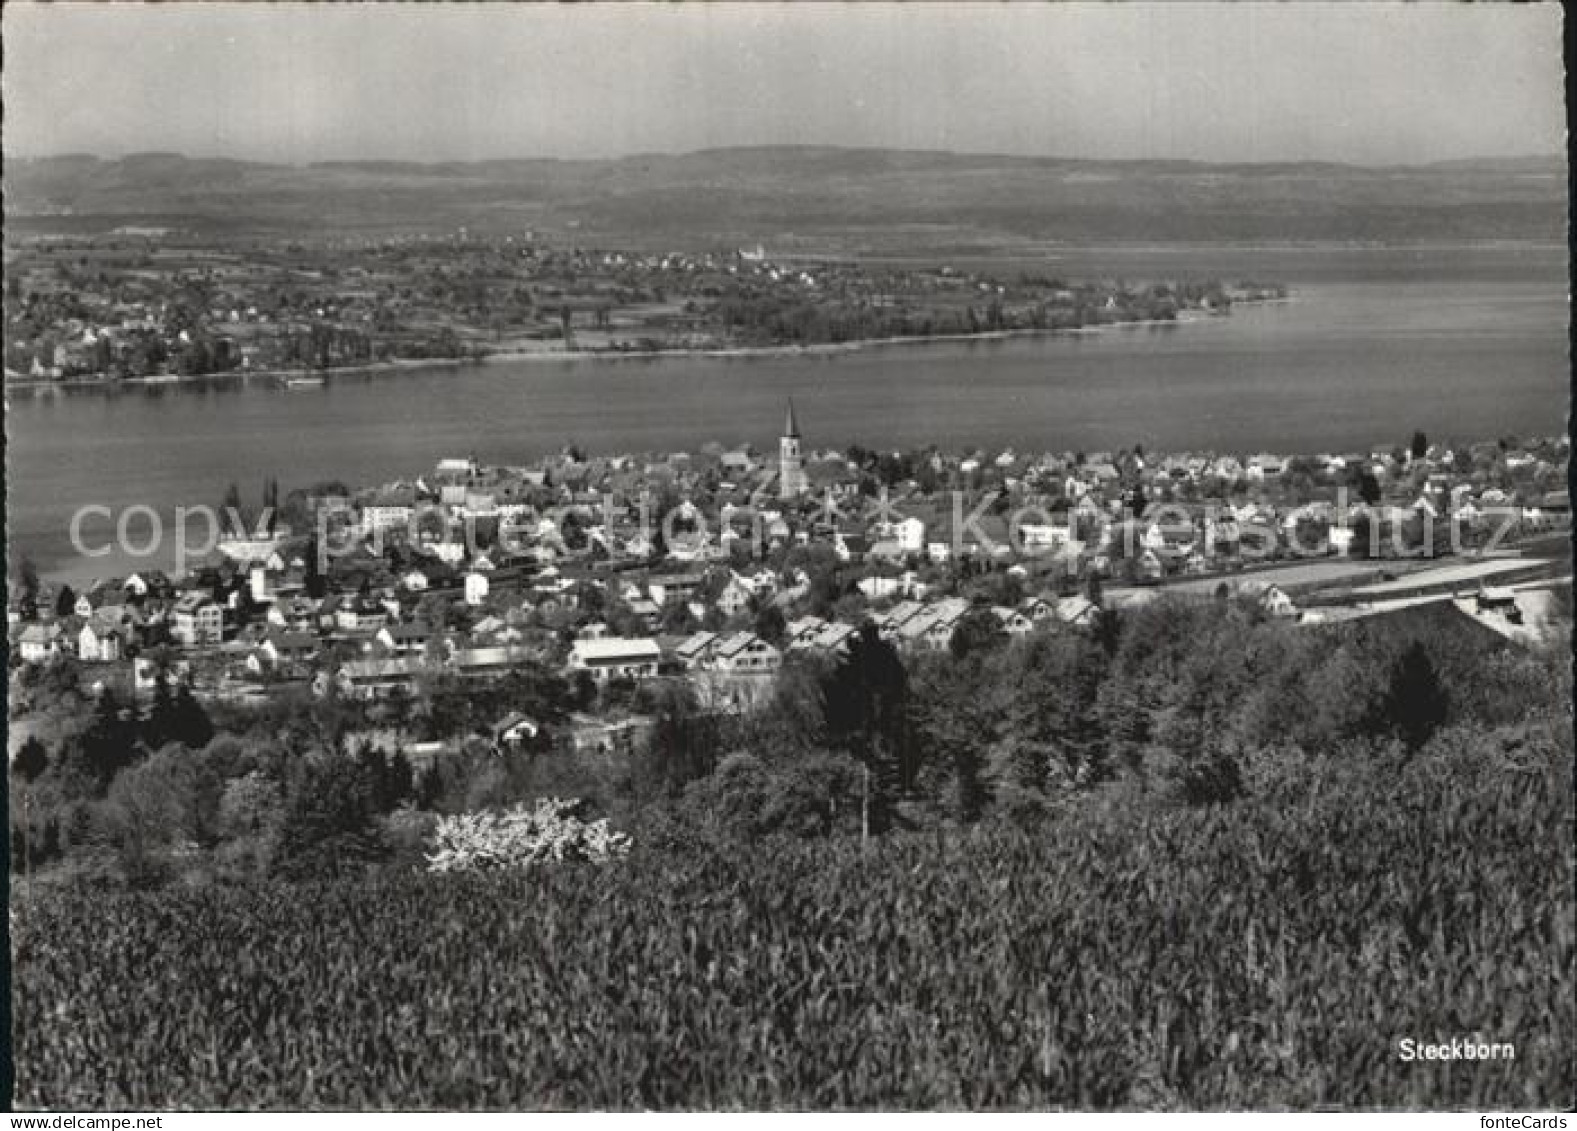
[6,276,1568,580]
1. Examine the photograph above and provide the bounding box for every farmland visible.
[12,719,1573,1110]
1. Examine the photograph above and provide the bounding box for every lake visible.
[5,267,1568,582]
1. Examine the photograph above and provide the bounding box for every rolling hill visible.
[4,146,1565,250]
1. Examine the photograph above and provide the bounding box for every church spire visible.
[778,398,805,500]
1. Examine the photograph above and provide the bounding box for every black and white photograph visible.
[3,0,1572,1114]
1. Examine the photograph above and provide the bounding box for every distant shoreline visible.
[3,356,455,392]
[481,311,1233,365]
[4,304,1280,392]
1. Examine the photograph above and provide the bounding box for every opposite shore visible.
[4,303,1288,392]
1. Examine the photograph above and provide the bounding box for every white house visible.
[832,531,870,562]
[1247,453,1286,479]
[268,594,319,632]
[709,632,782,674]
[400,569,431,592]
[244,640,279,676]
[1261,585,1299,619]
[1017,521,1073,553]
[18,624,62,664]
[569,637,662,682]
[716,573,755,618]
[1238,581,1299,619]
[1020,596,1057,623]
[77,622,122,663]
[991,606,1035,638]
[493,712,542,751]
[334,600,388,633]
[858,574,904,600]
[648,572,706,607]
[871,515,927,555]
[1136,548,1165,582]
[337,657,424,699]
[464,571,490,607]
[361,492,416,535]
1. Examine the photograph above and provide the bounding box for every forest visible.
[8,592,1568,884]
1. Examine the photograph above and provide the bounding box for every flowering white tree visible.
[425,798,632,872]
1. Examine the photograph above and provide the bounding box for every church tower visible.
[779,398,805,499]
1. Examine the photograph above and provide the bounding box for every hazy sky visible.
[2,2,1565,165]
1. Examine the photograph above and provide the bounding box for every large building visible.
[779,398,805,500]
[569,636,662,683]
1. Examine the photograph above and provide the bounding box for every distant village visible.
[3,229,1286,382]
[8,398,1569,761]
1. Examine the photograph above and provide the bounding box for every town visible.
[2,228,1287,382]
[10,404,1569,765]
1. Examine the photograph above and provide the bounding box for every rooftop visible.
[572,637,662,662]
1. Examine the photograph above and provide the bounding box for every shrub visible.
[383,805,439,869]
